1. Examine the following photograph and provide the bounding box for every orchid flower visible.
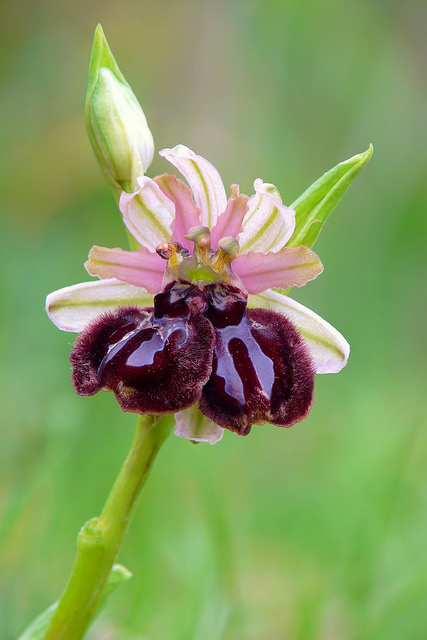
[24,26,372,640]
[46,144,350,444]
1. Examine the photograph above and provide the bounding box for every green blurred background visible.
[1,1,426,638]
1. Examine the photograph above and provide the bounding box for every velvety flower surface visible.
[46,145,349,444]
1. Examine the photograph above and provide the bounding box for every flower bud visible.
[86,24,154,195]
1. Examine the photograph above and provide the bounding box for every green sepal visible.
[286,144,373,249]
[17,564,132,640]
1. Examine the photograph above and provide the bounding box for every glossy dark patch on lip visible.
[199,291,314,435]
[70,281,314,433]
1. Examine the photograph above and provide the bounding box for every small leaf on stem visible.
[17,564,132,640]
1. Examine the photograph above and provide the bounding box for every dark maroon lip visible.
[70,281,315,436]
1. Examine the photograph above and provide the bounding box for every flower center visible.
[156,226,241,289]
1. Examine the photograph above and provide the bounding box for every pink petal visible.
[119,177,174,251]
[248,289,350,374]
[154,173,201,250]
[239,179,296,253]
[159,145,227,229]
[233,247,323,294]
[46,278,154,332]
[210,185,249,249]
[174,406,224,444]
[85,245,165,293]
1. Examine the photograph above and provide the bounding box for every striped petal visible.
[210,185,249,249]
[159,145,227,229]
[248,289,350,374]
[119,177,174,251]
[174,405,224,444]
[85,245,165,292]
[154,173,201,251]
[233,247,323,294]
[46,278,154,332]
[238,179,295,253]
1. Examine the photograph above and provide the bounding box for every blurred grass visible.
[1,0,427,638]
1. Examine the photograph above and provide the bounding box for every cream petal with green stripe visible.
[159,145,227,229]
[238,179,295,254]
[119,177,174,251]
[174,405,224,444]
[46,278,154,332]
[248,289,350,374]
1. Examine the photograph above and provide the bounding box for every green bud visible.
[86,24,154,196]
[287,144,373,249]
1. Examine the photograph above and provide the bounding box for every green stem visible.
[45,414,173,640]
